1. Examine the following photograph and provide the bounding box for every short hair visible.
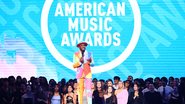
[161,77,168,83]
[114,76,120,80]
[169,76,174,81]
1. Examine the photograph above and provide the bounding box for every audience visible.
[0,76,185,104]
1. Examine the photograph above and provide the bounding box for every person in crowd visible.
[8,76,17,103]
[154,77,160,89]
[61,85,67,97]
[35,86,48,104]
[179,77,185,104]
[61,78,66,86]
[29,77,38,93]
[169,81,174,88]
[92,78,98,84]
[60,78,67,96]
[113,76,120,90]
[158,77,174,104]
[142,79,157,94]
[107,79,114,88]
[115,81,128,104]
[22,85,35,104]
[173,78,180,87]
[158,80,163,88]
[103,86,117,104]
[91,82,96,94]
[92,81,104,104]
[15,83,27,104]
[8,76,16,94]
[127,76,133,82]
[135,78,145,91]
[15,76,22,85]
[15,75,23,103]
[73,80,78,104]
[64,84,76,104]
[100,79,106,91]
[128,83,143,104]
[22,78,28,85]
[168,77,174,87]
[39,76,49,91]
[0,78,15,104]
[144,83,162,104]
[142,80,150,94]
[124,80,134,94]
[68,79,74,87]
[169,85,181,104]
[49,84,62,104]
[49,79,57,91]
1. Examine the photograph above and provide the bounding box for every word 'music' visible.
[54,2,125,46]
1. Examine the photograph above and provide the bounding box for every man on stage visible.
[73,42,94,104]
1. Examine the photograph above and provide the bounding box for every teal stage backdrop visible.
[0,0,185,81]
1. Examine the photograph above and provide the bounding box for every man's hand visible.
[80,57,84,63]
[87,58,92,63]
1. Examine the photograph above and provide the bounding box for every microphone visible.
[82,51,85,57]
[80,51,85,64]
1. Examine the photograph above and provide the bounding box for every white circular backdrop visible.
[41,0,141,73]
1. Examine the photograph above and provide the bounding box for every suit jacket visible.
[73,50,94,78]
